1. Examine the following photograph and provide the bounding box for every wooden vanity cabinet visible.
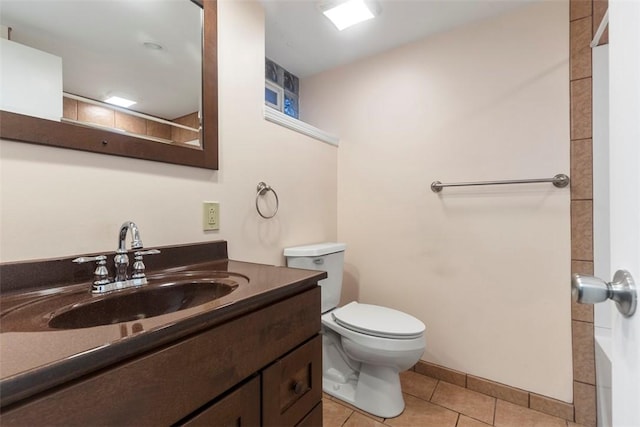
[2,287,322,426]
[262,334,322,426]
[181,375,261,426]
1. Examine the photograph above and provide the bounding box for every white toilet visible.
[284,243,426,418]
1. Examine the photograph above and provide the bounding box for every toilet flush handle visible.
[313,258,324,266]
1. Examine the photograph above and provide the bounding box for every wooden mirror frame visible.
[0,0,218,170]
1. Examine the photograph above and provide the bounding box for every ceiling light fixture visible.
[321,0,378,31]
[104,96,137,108]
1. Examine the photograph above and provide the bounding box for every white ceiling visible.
[262,0,534,78]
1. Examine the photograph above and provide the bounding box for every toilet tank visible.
[284,243,346,313]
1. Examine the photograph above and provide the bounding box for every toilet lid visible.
[331,302,425,339]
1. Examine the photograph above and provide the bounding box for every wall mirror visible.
[0,0,218,170]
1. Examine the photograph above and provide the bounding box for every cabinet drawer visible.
[263,335,322,427]
[296,402,322,427]
[181,376,260,427]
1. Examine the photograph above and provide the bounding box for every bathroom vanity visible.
[0,241,325,426]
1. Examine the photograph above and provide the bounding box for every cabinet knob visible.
[292,381,305,395]
[572,270,637,317]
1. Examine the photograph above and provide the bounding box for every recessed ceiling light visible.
[104,96,136,108]
[322,0,377,31]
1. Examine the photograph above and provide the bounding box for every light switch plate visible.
[203,202,220,231]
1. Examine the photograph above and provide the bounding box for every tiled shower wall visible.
[570,0,607,425]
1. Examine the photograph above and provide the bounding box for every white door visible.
[608,1,639,425]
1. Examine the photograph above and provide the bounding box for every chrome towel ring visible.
[256,182,279,219]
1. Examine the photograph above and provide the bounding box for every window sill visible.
[263,107,339,146]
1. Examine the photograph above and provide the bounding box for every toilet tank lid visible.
[284,242,346,257]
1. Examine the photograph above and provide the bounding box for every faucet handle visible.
[72,255,110,290]
[72,255,107,264]
[132,249,161,279]
[134,249,161,257]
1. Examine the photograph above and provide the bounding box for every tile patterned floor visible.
[323,371,586,427]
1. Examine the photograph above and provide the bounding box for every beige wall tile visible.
[115,111,146,135]
[571,78,592,140]
[77,101,114,128]
[171,111,201,144]
[571,260,594,276]
[466,375,529,408]
[494,400,567,427]
[574,382,597,427]
[414,361,466,388]
[571,200,593,260]
[146,120,172,140]
[323,398,353,426]
[572,321,596,385]
[431,382,495,425]
[62,97,77,121]
[529,393,574,421]
[571,17,593,80]
[570,0,592,21]
[572,299,594,322]
[571,3,596,426]
[400,370,438,401]
[385,394,458,427]
[571,261,595,321]
[593,0,609,45]
[570,138,593,200]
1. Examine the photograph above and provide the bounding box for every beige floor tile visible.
[494,399,568,427]
[457,415,492,427]
[431,381,495,425]
[385,394,458,427]
[324,398,354,427]
[343,412,387,427]
[329,397,385,423]
[400,371,438,401]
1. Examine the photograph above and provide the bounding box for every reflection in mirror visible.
[0,0,218,170]
[1,0,201,146]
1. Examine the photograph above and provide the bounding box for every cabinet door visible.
[263,335,322,427]
[182,376,260,427]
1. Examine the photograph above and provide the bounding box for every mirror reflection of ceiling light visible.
[104,96,137,108]
[321,0,378,31]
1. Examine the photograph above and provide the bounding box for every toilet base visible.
[323,364,406,418]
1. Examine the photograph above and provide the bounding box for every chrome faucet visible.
[72,221,160,294]
[114,221,144,282]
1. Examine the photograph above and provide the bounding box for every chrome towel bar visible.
[430,173,569,193]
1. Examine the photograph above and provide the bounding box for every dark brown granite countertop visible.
[0,241,326,408]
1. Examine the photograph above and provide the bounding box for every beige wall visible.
[0,0,337,264]
[302,2,572,402]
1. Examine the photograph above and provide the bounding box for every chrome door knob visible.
[572,270,637,317]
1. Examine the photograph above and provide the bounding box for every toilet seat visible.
[331,302,425,339]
